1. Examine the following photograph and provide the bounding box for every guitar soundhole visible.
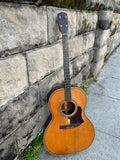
[61,101,76,115]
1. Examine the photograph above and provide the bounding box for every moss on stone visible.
[91,3,100,11]
[43,0,101,11]
[61,0,74,8]
[84,19,87,30]
[52,0,61,7]
[5,53,10,57]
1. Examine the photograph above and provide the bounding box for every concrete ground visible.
[40,46,120,160]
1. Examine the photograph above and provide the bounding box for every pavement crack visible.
[96,128,120,140]
[107,96,120,101]
[97,83,105,89]
[112,77,120,81]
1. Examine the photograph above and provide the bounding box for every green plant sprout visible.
[22,133,44,160]
[80,76,98,94]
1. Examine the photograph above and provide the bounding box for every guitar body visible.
[44,87,95,155]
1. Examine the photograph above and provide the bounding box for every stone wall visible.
[0,1,120,160]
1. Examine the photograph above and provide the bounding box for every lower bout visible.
[44,124,95,155]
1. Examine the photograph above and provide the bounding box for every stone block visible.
[91,44,108,76]
[87,0,114,10]
[0,84,39,142]
[0,54,28,105]
[0,135,18,160]
[113,32,120,48]
[106,35,115,57]
[69,32,95,59]
[98,10,113,29]
[71,59,92,86]
[91,59,104,76]
[93,45,107,63]
[16,104,50,152]
[27,43,63,85]
[95,29,110,47]
[107,32,120,58]
[47,7,76,44]
[111,13,120,34]
[71,49,94,82]
[76,10,98,34]
[39,68,64,106]
[0,3,47,57]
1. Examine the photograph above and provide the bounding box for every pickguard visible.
[60,107,84,129]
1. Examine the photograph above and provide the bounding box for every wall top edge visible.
[0,0,41,5]
[0,0,119,12]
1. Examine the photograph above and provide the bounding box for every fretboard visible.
[62,34,71,101]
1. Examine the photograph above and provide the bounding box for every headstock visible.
[57,12,68,34]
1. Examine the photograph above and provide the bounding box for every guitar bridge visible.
[60,123,80,129]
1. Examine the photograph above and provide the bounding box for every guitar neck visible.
[62,34,71,101]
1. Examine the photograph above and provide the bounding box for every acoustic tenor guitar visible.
[44,12,95,155]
